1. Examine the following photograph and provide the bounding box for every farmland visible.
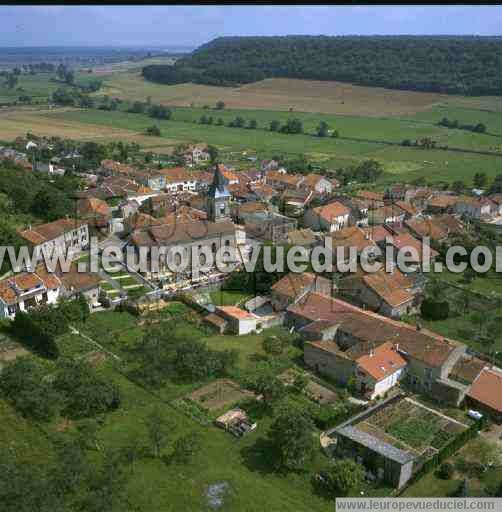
[26,102,502,184]
[0,306,336,511]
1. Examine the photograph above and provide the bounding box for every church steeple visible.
[207,164,231,222]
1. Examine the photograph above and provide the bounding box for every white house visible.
[355,342,407,400]
[215,306,259,335]
[303,201,351,232]
[0,267,61,319]
[160,167,199,194]
[19,219,89,263]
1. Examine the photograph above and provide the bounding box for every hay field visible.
[101,73,455,117]
[0,107,178,152]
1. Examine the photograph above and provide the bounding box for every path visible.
[69,325,121,362]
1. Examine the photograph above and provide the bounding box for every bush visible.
[421,298,450,320]
[437,462,454,480]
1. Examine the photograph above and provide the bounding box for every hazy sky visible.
[1,5,502,48]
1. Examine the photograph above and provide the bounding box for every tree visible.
[293,373,309,394]
[77,419,101,451]
[247,365,286,406]
[268,400,316,471]
[317,121,329,137]
[437,462,454,480]
[128,101,145,113]
[148,104,171,120]
[146,407,170,458]
[269,120,280,132]
[473,172,487,189]
[172,432,202,465]
[145,125,161,136]
[120,434,145,474]
[331,129,340,138]
[207,145,219,164]
[215,100,225,110]
[0,357,61,421]
[216,117,224,126]
[53,358,121,418]
[263,335,285,357]
[322,459,364,497]
[247,119,257,129]
[452,180,466,193]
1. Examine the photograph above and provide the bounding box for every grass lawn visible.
[0,307,340,511]
[210,290,252,306]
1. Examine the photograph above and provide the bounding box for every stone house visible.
[303,201,351,232]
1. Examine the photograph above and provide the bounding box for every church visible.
[127,166,241,284]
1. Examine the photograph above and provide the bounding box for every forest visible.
[142,35,502,95]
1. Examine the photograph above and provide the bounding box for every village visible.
[1,132,502,502]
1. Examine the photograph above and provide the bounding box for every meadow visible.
[0,306,335,511]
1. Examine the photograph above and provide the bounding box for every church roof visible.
[208,165,231,199]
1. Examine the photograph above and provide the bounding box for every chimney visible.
[394,343,399,352]
[369,343,375,357]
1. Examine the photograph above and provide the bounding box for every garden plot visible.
[356,397,468,455]
[188,379,257,412]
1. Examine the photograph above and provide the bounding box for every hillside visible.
[142,35,502,96]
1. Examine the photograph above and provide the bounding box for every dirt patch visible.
[86,351,107,367]
[0,341,29,363]
[56,418,75,432]
[189,379,256,412]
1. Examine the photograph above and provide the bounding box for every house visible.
[133,170,166,191]
[78,176,145,202]
[354,190,385,207]
[261,159,279,173]
[233,202,269,223]
[266,171,304,191]
[386,232,439,271]
[0,266,61,319]
[300,173,336,196]
[426,194,458,214]
[488,194,502,216]
[98,159,137,177]
[341,269,418,318]
[303,201,351,232]
[58,264,102,309]
[243,211,297,244]
[19,219,89,262]
[466,366,502,423]
[368,205,406,226]
[271,272,332,311]
[405,215,463,244]
[294,293,466,395]
[281,189,314,216]
[249,183,278,203]
[213,306,259,335]
[454,196,495,219]
[355,342,407,399]
[183,144,210,166]
[287,228,318,249]
[76,197,112,230]
[328,226,379,266]
[159,167,198,194]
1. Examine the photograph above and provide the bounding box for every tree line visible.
[142,35,502,95]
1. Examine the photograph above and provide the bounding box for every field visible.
[100,73,495,117]
[32,105,502,184]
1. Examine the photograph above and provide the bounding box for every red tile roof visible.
[356,342,407,381]
[288,293,459,368]
[468,367,502,413]
[19,219,86,245]
[313,201,350,222]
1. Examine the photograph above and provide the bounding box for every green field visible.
[0,307,339,511]
[39,105,502,185]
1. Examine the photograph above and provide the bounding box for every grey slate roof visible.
[335,425,416,465]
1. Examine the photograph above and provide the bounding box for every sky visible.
[1,5,502,48]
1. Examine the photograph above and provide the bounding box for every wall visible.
[304,342,356,385]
